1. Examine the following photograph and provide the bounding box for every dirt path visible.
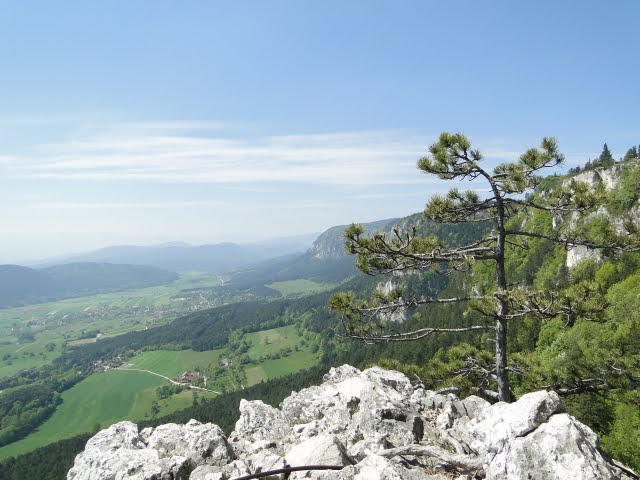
[117,367,221,394]
[14,342,36,353]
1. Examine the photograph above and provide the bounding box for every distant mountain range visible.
[225,218,401,288]
[0,216,492,309]
[0,234,319,308]
[0,263,178,309]
[35,234,318,274]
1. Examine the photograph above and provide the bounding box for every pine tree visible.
[623,145,638,162]
[598,143,615,167]
[330,132,640,402]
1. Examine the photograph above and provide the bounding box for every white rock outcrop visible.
[68,366,636,480]
[560,162,640,268]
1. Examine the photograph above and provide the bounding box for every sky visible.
[1,1,639,263]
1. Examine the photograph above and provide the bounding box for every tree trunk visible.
[495,316,512,402]
[494,196,514,403]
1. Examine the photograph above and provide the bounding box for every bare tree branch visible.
[504,197,590,213]
[504,229,640,251]
[353,295,487,318]
[377,444,484,472]
[230,465,344,480]
[338,325,495,344]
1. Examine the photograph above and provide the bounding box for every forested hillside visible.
[331,148,640,469]
[0,263,178,308]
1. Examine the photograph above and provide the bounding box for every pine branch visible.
[425,192,497,224]
[353,295,486,317]
[337,325,494,344]
[504,197,592,213]
[504,229,640,252]
[347,227,499,275]
[538,378,612,396]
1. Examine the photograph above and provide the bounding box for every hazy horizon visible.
[0,230,326,265]
[2,2,639,263]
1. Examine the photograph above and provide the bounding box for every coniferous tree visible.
[623,145,638,162]
[330,133,640,402]
[598,143,615,167]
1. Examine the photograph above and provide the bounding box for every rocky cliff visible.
[308,218,400,259]
[67,365,636,480]
[561,161,640,268]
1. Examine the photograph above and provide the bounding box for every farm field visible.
[0,362,218,460]
[0,325,322,460]
[244,351,319,385]
[0,272,225,377]
[266,279,335,297]
[243,325,321,386]
[125,348,225,379]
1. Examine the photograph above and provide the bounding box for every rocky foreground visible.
[67,365,637,480]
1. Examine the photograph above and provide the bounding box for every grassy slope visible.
[243,325,320,385]
[126,349,223,378]
[0,324,322,460]
[0,370,164,459]
[266,279,336,297]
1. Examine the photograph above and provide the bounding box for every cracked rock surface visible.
[68,365,635,480]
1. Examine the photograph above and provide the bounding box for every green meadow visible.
[266,279,335,297]
[126,349,224,378]
[243,325,321,385]
[0,363,220,461]
[0,370,161,460]
[0,324,322,460]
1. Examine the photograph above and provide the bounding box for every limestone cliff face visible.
[561,163,639,269]
[374,277,407,323]
[67,366,636,480]
[564,164,625,191]
[308,218,400,260]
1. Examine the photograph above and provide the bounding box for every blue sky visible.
[1,1,639,262]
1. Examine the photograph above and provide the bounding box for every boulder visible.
[231,399,290,444]
[285,434,354,478]
[146,419,234,467]
[487,414,628,480]
[462,390,562,455]
[67,420,233,480]
[190,465,225,480]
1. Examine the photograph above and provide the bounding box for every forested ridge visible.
[0,151,638,479]
[0,263,178,308]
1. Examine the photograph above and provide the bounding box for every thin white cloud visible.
[8,128,428,186]
[5,125,541,187]
[30,200,228,209]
